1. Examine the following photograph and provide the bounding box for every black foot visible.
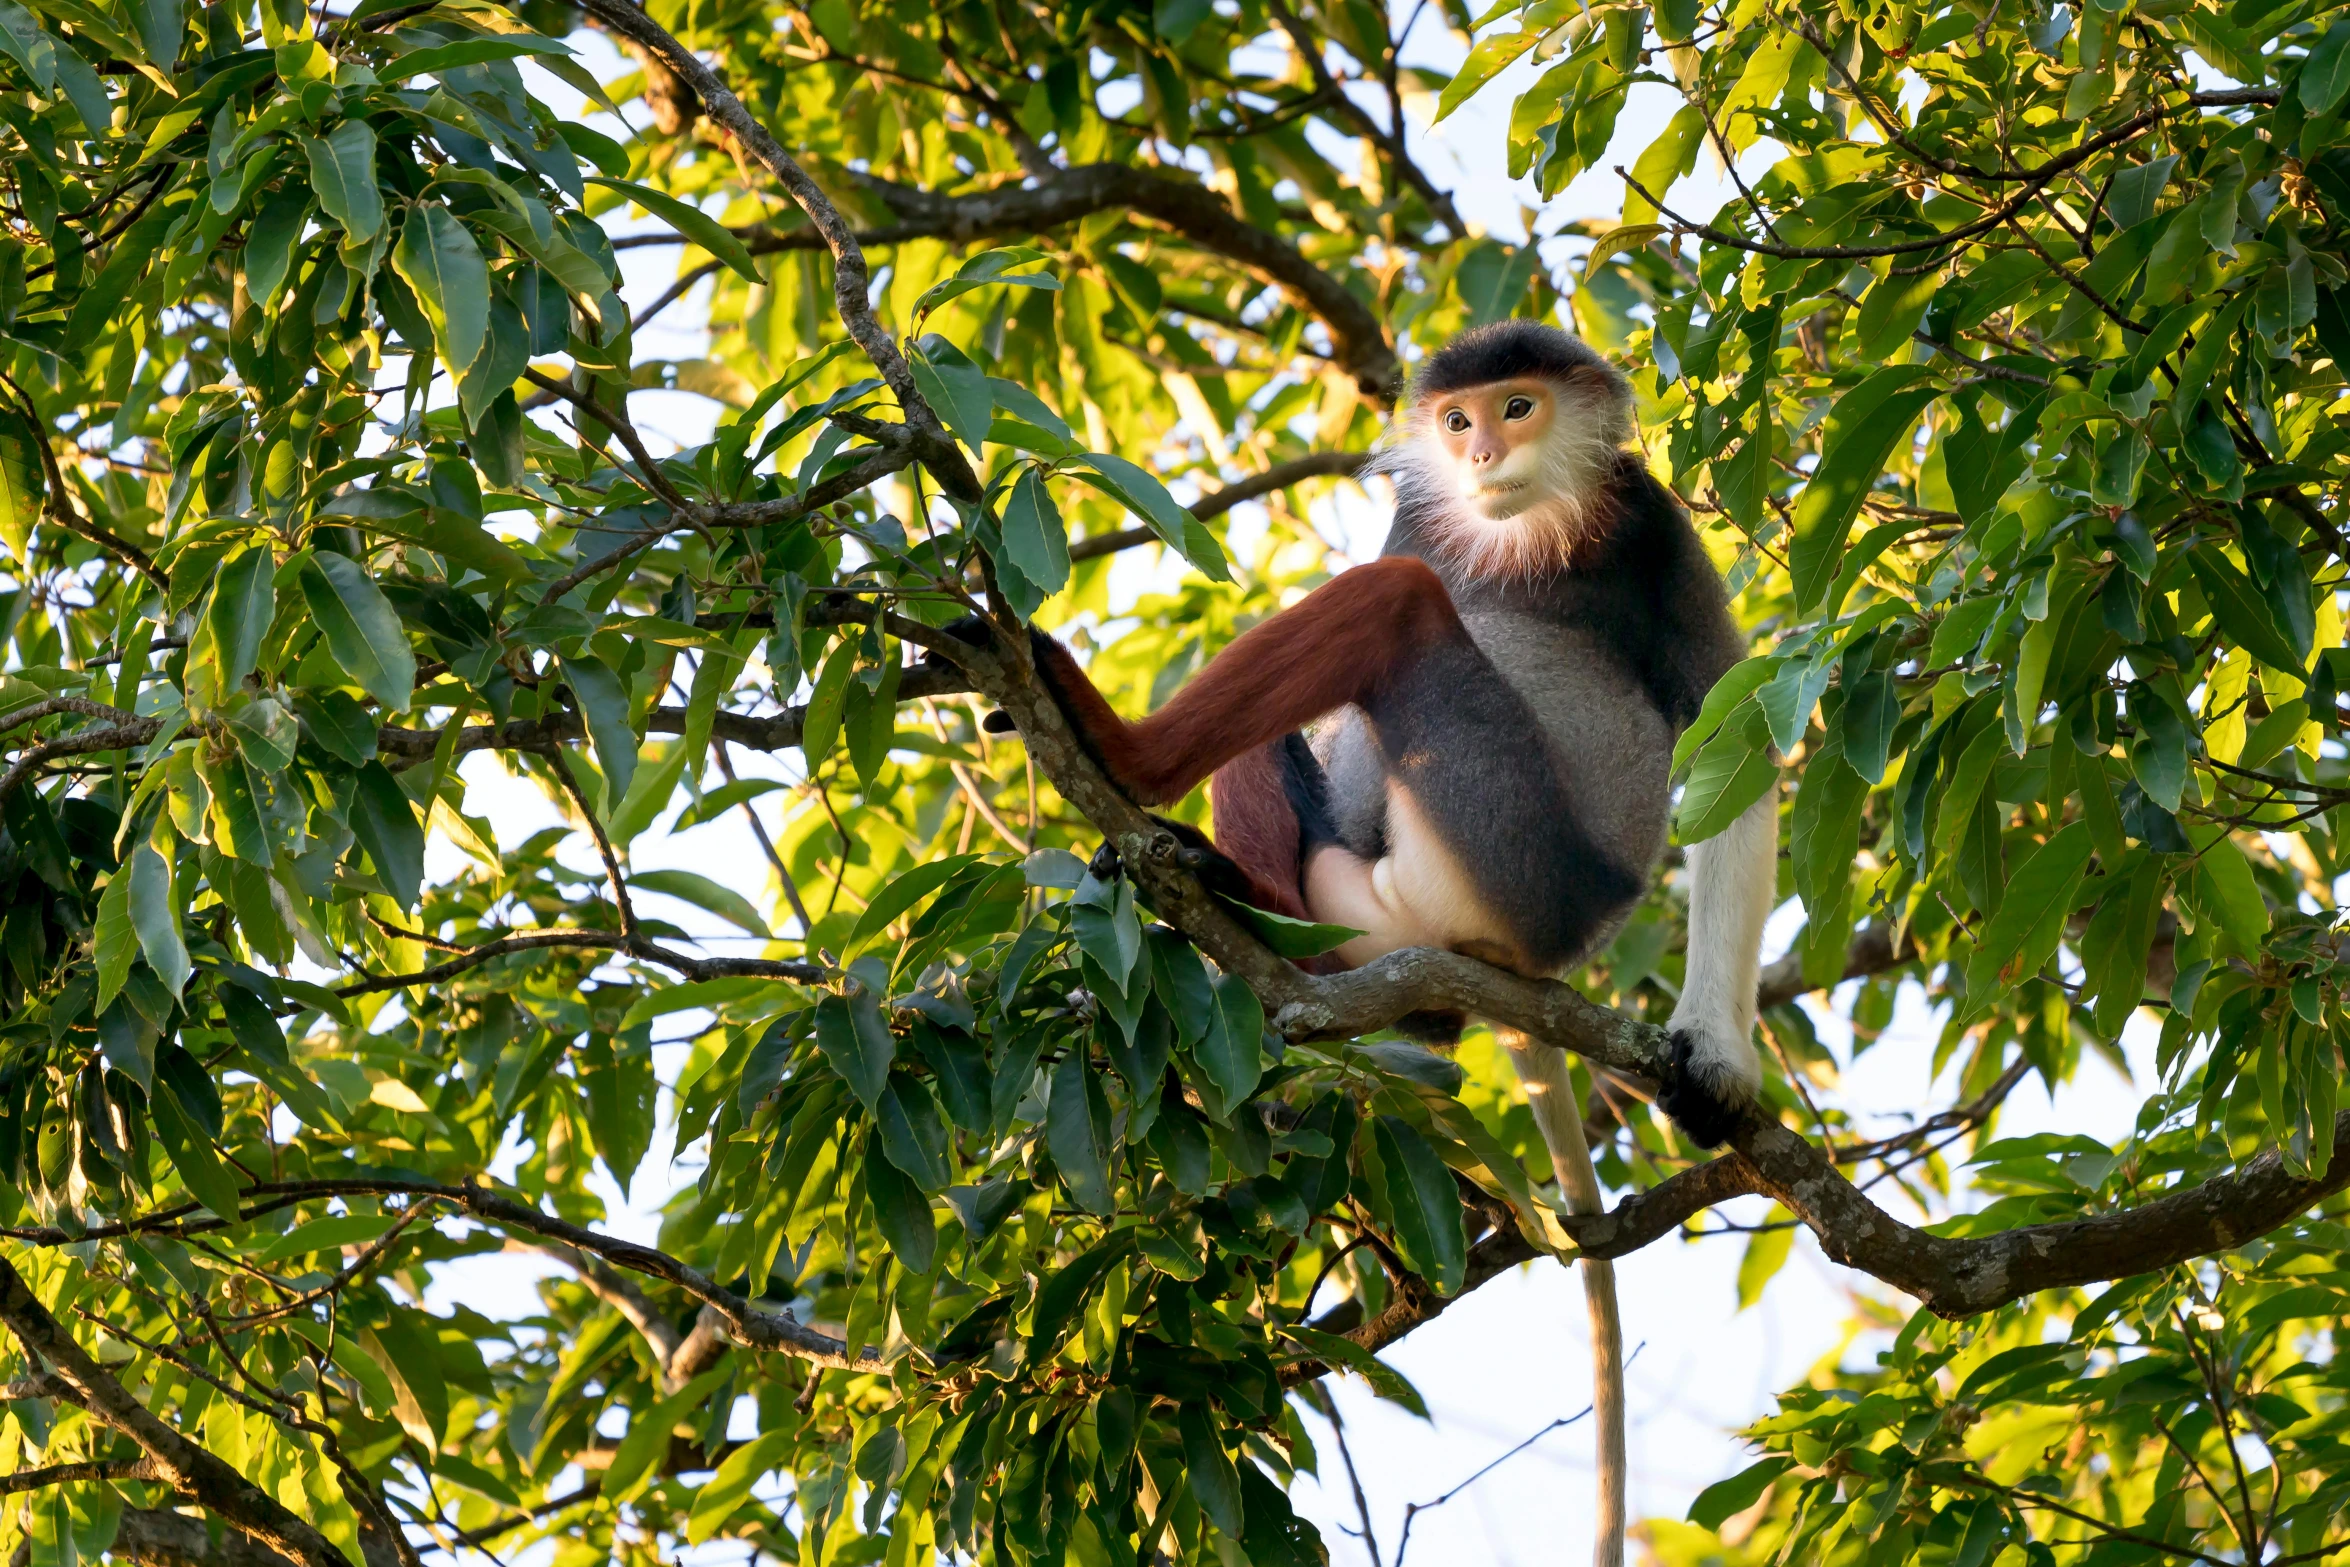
[1658,1028,1746,1149]
[983,708,1017,733]
[936,613,995,651]
[1087,839,1123,882]
[1276,732,1340,849]
[1394,1009,1467,1047]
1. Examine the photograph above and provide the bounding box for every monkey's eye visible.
[1443,409,1471,433]
[1504,395,1536,420]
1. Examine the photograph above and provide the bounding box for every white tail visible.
[1504,1032,1626,1567]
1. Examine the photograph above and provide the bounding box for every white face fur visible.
[1385,369,1634,580]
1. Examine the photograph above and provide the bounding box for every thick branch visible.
[0,1457,162,1495]
[109,1510,303,1567]
[1735,1111,2350,1317]
[0,1258,351,1567]
[848,167,1401,398]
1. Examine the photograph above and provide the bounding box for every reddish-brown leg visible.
[1029,556,1468,806]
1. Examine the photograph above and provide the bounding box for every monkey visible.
[979,322,1778,1567]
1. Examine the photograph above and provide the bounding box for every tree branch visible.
[0,1258,352,1567]
[566,0,981,499]
[1069,450,1371,562]
[845,166,1402,398]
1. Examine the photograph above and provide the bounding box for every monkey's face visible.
[1423,378,1563,520]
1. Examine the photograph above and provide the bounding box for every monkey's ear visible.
[982,709,1017,734]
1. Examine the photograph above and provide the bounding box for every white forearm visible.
[1669,791,1777,1079]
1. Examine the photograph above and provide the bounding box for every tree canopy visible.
[0,0,2345,1560]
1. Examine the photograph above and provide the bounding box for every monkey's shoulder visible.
[1457,518,1741,728]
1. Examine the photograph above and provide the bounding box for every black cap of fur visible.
[1407,321,1624,402]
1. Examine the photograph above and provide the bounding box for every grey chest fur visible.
[1462,607,1676,877]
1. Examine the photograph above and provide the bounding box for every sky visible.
[404,13,2181,1566]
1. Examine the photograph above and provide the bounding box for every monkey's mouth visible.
[1465,478,1535,517]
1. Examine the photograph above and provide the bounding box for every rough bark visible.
[0,1261,351,1567]
[847,168,1402,398]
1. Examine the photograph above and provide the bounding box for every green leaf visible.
[350,760,425,912]
[294,688,377,767]
[0,0,56,92]
[1372,1114,1466,1293]
[1047,1056,1115,1214]
[219,984,340,1130]
[1069,453,1228,581]
[1281,1325,1430,1418]
[1456,239,1542,326]
[1622,103,1706,224]
[125,842,189,999]
[206,544,275,696]
[813,988,894,1110]
[1226,903,1362,958]
[1177,1403,1245,1536]
[301,552,416,712]
[93,857,138,1017]
[1000,468,1070,598]
[629,868,770,937]
[0,409,46,568]
[865,1142,939,1274]
[1583,224,1669,276]
[588,176,760,282]
[241,189,307,307]
[1854,267,1941,361]
[393,205,490,374]
[2301,17,2350,113]
[876,1073,952,1190]
[799,640,857,768]
[2188,547,2307,675]
[254,1214,396,1263]
[686,1429,793,1545]
[1673,658,1774,772]
[560,653,637,808]
[1689,1457,1793,1530]
[1676,707,1776,843]
[363,1311,449,1446]
[1193,973,1264,1116]
[1238,1462,1324,1567]
[1437,29,1537,121]
[1963,823,2094,1003]
[303,120,381,242]
[912,246,1059,320]
[150,1081,242,1218]
[1736,1216,1794,1308]
[604,1367,731,1502]
[1788,367,1940,611]
[2183,826,2270,948]
[381,32,574,80]
[845,853,984,954]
